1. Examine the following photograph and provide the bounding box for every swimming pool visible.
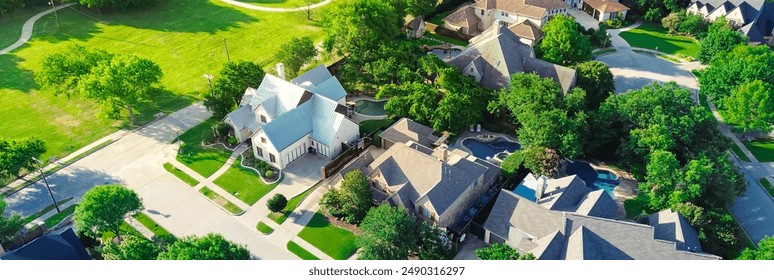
[428,47,462,59]
[564,161,619,197]
[354,100,387,116]
[462,138,520,159]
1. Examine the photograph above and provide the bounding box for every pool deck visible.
[345,96,389,124]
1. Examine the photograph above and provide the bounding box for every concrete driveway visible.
[567,7,600,30]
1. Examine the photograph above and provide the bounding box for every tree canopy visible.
[738,236,774,260]
[322,0,403,56]
[320,170,373,224]
[74,184,142,238]
[697,19,747,64]
[156,233,251,260]
[267,194,288,213]
[0,195,24,243]
[723,80,774,135]
[574,61,614,110]
[536,15,592,66]
[699,45,774,109]
[101,234,160,260]
[475,243,535,260]
[0,137,46,179]
[70,0,158,10]
[357,204,418,260]
[275,36,318,79]
[202,61,265,120]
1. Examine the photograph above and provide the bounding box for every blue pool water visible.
[514,184,536,201]
[462,138,521,159]
[565,162,619,197]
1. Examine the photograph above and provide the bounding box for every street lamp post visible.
[33,157,60,213]
[203,74,214,90]
[49,1,62,31]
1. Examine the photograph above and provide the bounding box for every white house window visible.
[260,115,267,123]
[261,137,266,144]
[256,147,264,157]
[269,153,276,163]
[480,9,484,16]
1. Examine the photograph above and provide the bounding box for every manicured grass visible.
[297,211,358,260]
[0,6,47,49]
[176,119,232,178]
[624,195,648,220]
[200,186,243,214]
[427,11,451,26]
[268,181,321,224]
[43,204,77,229]
[256,221,274,234]
[287,240,321,260]
[730,143,752,162]
[101,221,143,241]
[359,119,395,135]
[619,23,699,58]
[1,0,324,163]
[759,178,774,197]
[239,0,323,8]
[134,212,172,237]
[425,32,469,47]
[163,162,199,187]
[22,197,74,225]
[213,163,282,205]
[743,139,774,162]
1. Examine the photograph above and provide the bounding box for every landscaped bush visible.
[264,170,274,179]
[214,122,230,138]
[605,19,623,29]
[267,194,288,213]
[201,130,214,145]
[227,137,238,145]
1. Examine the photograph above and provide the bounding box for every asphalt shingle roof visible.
[1,228,90,260]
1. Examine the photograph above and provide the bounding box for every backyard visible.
[619,23,700,58]
[213,163,283,205]
[176,119,232,177]
[297,211,359,260]
[743,139,774,162]
[239,0,324,8]
[0,0,325,162]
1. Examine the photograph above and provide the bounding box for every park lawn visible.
[268,181,321,224]
[619,23,699,58]
[239,0,323,8]
[134,212,172,236]
[297,211,358,260]
[760,178,774,197]
[287,241,321,260]
[256,221,274,234]
[213,163,283,205]
[0,6,48,48]
[0,0,325,163]
[163,162,200,186]
[359,119,395,135]
[176,119,232,178]
[200,186,243,214]
[43,204,77,229]
[730,143,751,162]
[743,139,774,162]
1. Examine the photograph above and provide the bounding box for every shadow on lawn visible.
[0,54,37,92]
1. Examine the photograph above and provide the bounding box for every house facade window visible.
[260,115,267,123]
[269,153,276,163]
[261,137,266,144]
[480,9,484,16]
[256,147,264,157]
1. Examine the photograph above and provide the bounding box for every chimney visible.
[536,175,547,201]
[439,144,448,162]
[276,63,285,80]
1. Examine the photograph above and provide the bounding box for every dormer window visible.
[260,115,267,123]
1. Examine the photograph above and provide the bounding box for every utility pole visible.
[49,1,62,31]
[33,157,60,213]
[223,38,231,63]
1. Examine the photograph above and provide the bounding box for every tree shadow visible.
[0,54,38,92]
[4,167,123,217]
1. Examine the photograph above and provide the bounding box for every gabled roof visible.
[740,21,764,43]
[379,118,437,148]
[574,189,619,219]
[444,5,481,29]
[473,0,568,19]
[526,173,618,219]
[649,209,704,252]
[582,0,630,13]
[406,16,424,30]
[450,24,576,92]
[508,20,543,41]
[291,64,347,101]
[731,1,759,24]
[1,228,90,260]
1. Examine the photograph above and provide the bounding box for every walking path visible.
[219,0,332,12]
[0,3,74,55]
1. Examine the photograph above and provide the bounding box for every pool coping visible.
[453,130,520,161]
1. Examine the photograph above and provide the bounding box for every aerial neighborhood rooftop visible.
[1,0,773,263]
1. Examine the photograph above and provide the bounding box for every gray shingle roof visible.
[443,4,481,29]
[649,209,704,252]
[450,24,576,92]
[379,118,437,148]
[1,228,90,260]
[574,190,618,219]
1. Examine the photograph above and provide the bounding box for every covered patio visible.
[581,0,630,22]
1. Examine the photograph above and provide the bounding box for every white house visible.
[224,64,360,170]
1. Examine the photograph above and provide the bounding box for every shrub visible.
[644,7,662,22]
[264,170,274,178]
[201,130,214,144]
[266,194,288,213]
[227,137,238,145]
[214,122,231,137]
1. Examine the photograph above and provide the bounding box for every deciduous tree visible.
[266,194,288,213]
[723,80,774,136]
[0,195,23,243]
[358,205,418,260]
[574,61,614,110]
[157,233,250,260]
[697,19,747,64]
[275,36,318,79]
[738,236,774,260]
[101,234,160,260]
[699,45,774,108]
[536,15,592,66]
[74,184,142,238]
[322,0,403,56]
[475,243,535,260]
[0,137,46,179]
[320,170,372,224]
[202,61,265,120]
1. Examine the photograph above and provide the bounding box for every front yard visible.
[743,139,774,162]
[176,119,232,178]
[268,181,321,224]
[213,163,282,206]
[297,211,359,260]
[619,23,699,58]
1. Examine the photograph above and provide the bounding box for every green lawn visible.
[624,195,648,220]
[102,221,143,241]
[297,211,358,260]
[619,23,699,58]
[0,5,47,49]
[268,181,321,224]
[730,143,752,162]
[743,139,774,162]
[163,162,200,186]
[427,11,451,26]
[43,204,77,229]
[134,212,172,236]
[425,32,469,47]
[22,197,74,225]
[213,163,282,205]
[239,0,323,8]
[287,241,320,260]
[176,119,232,177]
[359,119,395,135]
[760,178,774,197]
[256,221,274,234]
[200,186,243,214]
[1,0,325,163]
